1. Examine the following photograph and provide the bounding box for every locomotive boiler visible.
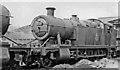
[31,7,74,41]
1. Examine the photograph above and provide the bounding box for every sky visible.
[1,1,119,31]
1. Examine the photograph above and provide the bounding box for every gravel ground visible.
[91,58,118,68]
[4,58,119,70]
[53,58,119,68]
[53,64,74,68]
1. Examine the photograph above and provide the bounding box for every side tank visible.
[31,7,74,40]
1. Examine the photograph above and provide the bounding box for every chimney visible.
[46,7,56,16]
[70,15,79,22]
[72,15,77,17]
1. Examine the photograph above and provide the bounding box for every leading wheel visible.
[41,57,52,68]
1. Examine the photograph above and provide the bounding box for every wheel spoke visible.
[42,57,52,67]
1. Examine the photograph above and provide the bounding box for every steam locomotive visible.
[0,4,11,69]
[29,7,119,67]
[1,6,120,69]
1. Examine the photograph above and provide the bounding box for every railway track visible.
[24,68,119,70]
[2,58,120,70]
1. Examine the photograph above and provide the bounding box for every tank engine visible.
[5,7,118,68]
[0,4,11,69]
[29,7,117,67]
